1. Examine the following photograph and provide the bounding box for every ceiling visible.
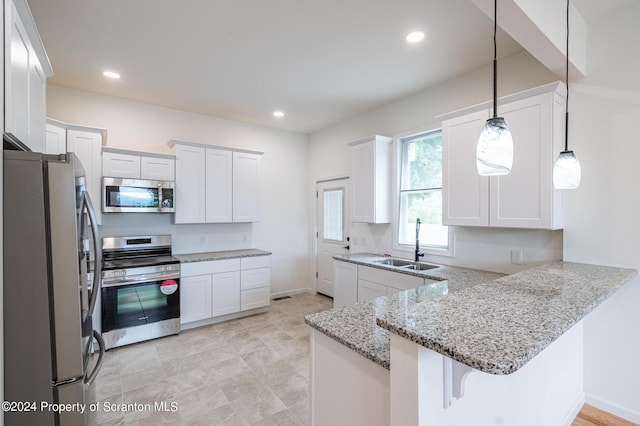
[27,0,631,134]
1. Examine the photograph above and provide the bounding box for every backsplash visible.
[99,213,255,254]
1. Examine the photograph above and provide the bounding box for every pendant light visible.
[553,0,581,189]
[476,0,513,176]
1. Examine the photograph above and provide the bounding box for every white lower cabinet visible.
[333,261,358,308]
[240,256,271,310]
[357,265,427,302]
[334,260,440,306]
[212,271,241,316]
[181,255,270,327]
[357,280,387,302]
[180,274,213,323]
[241,287,271,311]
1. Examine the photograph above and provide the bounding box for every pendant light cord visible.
[564,0,570,152]
[493,0,498,118]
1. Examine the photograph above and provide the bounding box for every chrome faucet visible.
[415,218,424,262]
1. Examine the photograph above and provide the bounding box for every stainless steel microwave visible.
[102,177,175,213]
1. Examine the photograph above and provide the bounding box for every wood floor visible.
[572,404,639,426]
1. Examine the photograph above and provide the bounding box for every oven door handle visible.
[102,272,181,288]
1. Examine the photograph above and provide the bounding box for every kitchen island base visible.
[310,322,584,426]
[311,330,390,426]
[390,322,584,426]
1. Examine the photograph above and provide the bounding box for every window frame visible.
[392,127,454,258]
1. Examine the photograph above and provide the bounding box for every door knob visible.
[343,245,350,250]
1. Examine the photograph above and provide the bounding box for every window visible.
[323,189,344,241]
[398,130,449,250]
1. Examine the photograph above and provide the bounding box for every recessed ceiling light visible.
[273,111,285,118]
[103,70,121,79]
[406,31,425,43]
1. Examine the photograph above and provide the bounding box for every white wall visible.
[46,85,311,296]
[309,51,563,275]
[563,3,640,422]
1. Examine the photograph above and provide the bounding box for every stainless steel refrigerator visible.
[3,145,105,425]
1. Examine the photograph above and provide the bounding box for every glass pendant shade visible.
[476,117,514,175]
[553,150,581,189]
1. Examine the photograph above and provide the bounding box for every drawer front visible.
[181,258,240,277]
[358,265,424,290]
[241,255,270,270]
[240,267,270,290]
[241,287,270,310]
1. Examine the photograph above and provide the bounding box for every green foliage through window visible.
[398,130,449,248]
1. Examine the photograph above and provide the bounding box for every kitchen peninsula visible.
[306,255,636,426]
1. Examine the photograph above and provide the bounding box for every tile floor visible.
[88,293,333,425]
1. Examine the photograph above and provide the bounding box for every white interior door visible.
[316,179,350,297]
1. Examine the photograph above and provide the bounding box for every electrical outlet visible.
[199,236,206,245]
[511,250,524,265]
[242,234,248,242]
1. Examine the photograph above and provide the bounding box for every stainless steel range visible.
[101,235,180,349]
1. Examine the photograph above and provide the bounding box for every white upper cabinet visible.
[102,151,141,179]
[172,141,263,224]
[174,143,206,224]
[46,119,106,224]
[205,148,233,223]
[66,127,106,225]
[45,119,67,155]
[348,135,392,223]
[442,82,565,230]
[442,110,490,227]
[141,156,175,181]
[102,148,175,181]
[4,0,53,152]
[232,151,262,222]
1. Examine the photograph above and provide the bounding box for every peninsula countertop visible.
[305,255,636,374]
[305,254,506,369]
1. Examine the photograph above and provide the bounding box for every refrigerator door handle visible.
[81,191,101,316]
[84,330,105,386]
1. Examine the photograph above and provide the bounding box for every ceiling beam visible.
[469,0,587,79]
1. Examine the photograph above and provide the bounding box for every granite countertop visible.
[175,248,272,263]
[305,254,506,369]
[377,261,636,375]
[305,255,636,374]
[333,253,505,292]
[305,300,392,369]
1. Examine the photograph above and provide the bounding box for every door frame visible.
[314,176,350,294]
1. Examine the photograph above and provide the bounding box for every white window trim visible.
[392,127,455,258]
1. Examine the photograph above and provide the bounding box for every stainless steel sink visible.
[372,258,438,271]
[401,262,438,271]
[372,258,413,267]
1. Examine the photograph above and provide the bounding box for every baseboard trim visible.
[585,393,640,424]
[270,288,315,299]
[562,393,586,426]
